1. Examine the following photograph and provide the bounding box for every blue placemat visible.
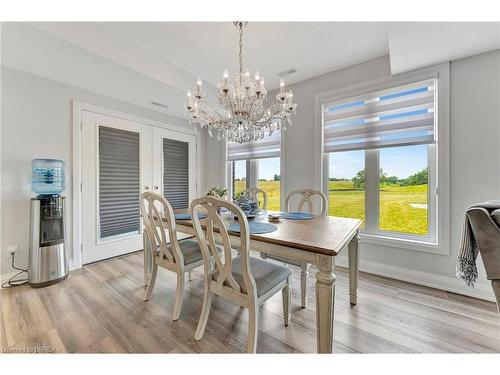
[280,211,314,220]
[228,222,278,234]
[175,213,207,220]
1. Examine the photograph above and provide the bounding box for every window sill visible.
[359,232,449,255]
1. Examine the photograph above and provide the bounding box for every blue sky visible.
[329,145,427,179]
[234,145,427,181]
[234,157,281,181]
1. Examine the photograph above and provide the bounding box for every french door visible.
[81,111,196,264]
[152,128,197,242]
[152,127,197,205]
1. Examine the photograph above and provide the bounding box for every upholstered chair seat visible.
[158,239,223,266]
[213,256,292,297]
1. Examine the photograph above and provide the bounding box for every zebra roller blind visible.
[163,138,189,209]
[323,78,436,153]
[227,131,281,161]
[99,126,140,239]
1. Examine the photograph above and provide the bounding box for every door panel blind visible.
[99,126,140,239]
[323,79,436,153]
[227,131,281,161]
[163,138,189,209]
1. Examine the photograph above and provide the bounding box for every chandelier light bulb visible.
[255,71,260,81]
[245,69,250,77]
[280,77,285,93]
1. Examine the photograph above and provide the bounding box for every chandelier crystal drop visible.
[186,22,297,143]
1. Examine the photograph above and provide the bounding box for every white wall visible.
[206,51,500,301]
[0,67,203,276]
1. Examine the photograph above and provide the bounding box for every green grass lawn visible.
[329,181,428,235]
[234,180,281,211]
[234,180,428,235]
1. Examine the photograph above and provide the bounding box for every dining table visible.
[143,208,361,354]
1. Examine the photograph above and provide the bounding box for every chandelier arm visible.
[238,22,243,74]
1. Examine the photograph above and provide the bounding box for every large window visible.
[258,157,281,211]
[227,132,282,209]
[232,160,247,196]
[323,77,439,243]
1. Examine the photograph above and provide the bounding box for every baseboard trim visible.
[335,257,496,303]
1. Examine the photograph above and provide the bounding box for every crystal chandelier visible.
[186,22,297,143]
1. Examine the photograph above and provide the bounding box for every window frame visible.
[316,63,450,255]
[226,129,285,210]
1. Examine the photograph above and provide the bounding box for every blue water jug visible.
[32,159,65,195]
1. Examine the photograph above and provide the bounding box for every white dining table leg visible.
[315,254,335,353]
[143,231,153,287]
[348,232,360,305]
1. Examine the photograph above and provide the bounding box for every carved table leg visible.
[315,254,335,353]
[348,231,360,305]
[143,231,153,287]
[300,263,311,308]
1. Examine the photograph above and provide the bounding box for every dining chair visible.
[243,187,268,211]
[263,189,327,308]
[140,191,206,321]
[191,196,291,353]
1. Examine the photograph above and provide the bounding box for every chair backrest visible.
[191,196,257,298]
[285,189,328,216]
[467,208,500,280]
[140,191,183,265]
[243,187,268,211]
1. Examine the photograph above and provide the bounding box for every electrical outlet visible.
[7,245,18,258]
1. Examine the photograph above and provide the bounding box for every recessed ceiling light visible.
[278,68,297,77]
[150,101,169,109]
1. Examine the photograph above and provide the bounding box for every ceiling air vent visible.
[150,101,169,109]
[278,68,297,77]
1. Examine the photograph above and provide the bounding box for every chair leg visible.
[188,269,193,282]
[143,263,158,301]
[492,280,500,318]
[172,271,185,321]
[300,263,309,308]
[194,280,212,341]
[247,303,259,353]
[282,279,291,327]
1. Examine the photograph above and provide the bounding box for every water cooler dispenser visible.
[29,159,69,287]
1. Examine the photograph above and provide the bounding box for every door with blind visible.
[81,111,153,264]
[152,127,197,210]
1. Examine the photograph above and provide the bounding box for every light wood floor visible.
[1,251,499,353]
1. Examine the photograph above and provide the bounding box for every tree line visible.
[330,167,428,188]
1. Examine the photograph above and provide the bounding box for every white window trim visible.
[315,63,450,255]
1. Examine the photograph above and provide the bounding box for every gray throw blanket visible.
[456,200,500,287]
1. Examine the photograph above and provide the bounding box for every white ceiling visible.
[389,22,500,74]
[99,22,390,90]
[2,22,499,120]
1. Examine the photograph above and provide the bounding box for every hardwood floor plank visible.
[5,328,66,354]
[1,251,498,354]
